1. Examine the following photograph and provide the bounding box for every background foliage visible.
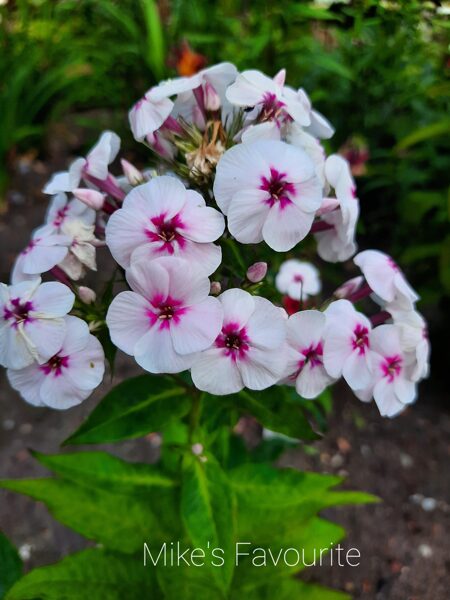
[1,0,448,313]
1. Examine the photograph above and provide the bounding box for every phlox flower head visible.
[106,176,224,275]
[214,140,322,251]
[7,316,104,409]
[43,131,120,194]
[44,193,96,233]
[354,249,419,308]
[191,288,287,395]
[0,278,74,369]
[323,299,373,391]
[275,259,321,301]
[284,310,335,399]
[106,257,223,374]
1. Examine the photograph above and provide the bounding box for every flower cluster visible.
[1,64,429,418]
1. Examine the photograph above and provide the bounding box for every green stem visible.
[189,391,202,443]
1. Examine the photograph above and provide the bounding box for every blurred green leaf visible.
[64,375,190,445]
[5,549,159,600]
[0,532,22,600]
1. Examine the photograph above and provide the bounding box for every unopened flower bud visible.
[334,276,364,299]
[120,159,145,186]
[78,286,96,305]
[246,262,267,283]
[210,281,221,295]
[73,188,105,210]
[192,443,203,456]
[204,81,221,111]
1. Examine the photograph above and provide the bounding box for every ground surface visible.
[0,147,449,599]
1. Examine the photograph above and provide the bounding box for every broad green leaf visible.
[31,451,176,492]
[64,375,190,445]
[0,478,174,553]
[232,517,345,585]
[5,548,159,600]
[181,456,236,592]
[0,532,22,600]
[239,577,350,600]
[157,565,224,600]
[395,119,450,150]
[219,387,319,441]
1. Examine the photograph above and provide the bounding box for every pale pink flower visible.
[385,304,430,382]
[313,155,359,262]
[368,324,418,417]
[58,220,100,280]
[106,257,223,374]
[43,131,120,193]
[106,176,224,275]
[0,278,74,369]
[44,193,96,233]
[284,310,335,399]
[354,249,419,307]
[323,299,373,390]
[7,315,104,409]
[11,227,72,284]
[78,286,97,305]
[333,276,364,300]
[73,188,105,211]
[213,140,322,251]
[191,289,287,395]
[275,259,321,301]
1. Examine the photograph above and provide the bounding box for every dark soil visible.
[0,144,449,600]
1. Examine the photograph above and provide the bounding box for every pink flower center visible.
[216,322,250,361]
[259,92,286,124]
[381,354,402,382]
[3,298,34,328]
[293,274,303,283]
[146,213,186,254]
[149,295,187,330]
[40,354,70,377]
[299,342,323,371]
[260,168,296,209]
[351,324,370,355]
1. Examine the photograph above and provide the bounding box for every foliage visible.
[0,532,22,599]
[1,375,378,599]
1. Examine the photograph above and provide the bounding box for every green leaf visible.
[31,450,176,492]
[0,478,174,553]
[181,456,235,592]
[0,532,22,600]
[64,375,190,445]
[5,548,159,600]
[241,578,350,600]
[235,387,319,440]
[395,119,450,150]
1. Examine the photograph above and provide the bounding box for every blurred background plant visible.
[1,0,449,367]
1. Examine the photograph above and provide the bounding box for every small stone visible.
[399,453,413,468]
[337,437,351,454]
[330,454,344,468]
[2,419,15,431]
[418,544,433,558]
[421,497,437,512]
[361,444,371,457]
[19,544,32,561]
[409,493,424,505]
[19,423,32,435]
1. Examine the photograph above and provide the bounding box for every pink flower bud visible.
[246,262,267,283]
[334,276,364,299]
[73,188,105,210]
[210,281,221,295]
[204,81,221,111]
[120,159,145,186]
[78,286,97,304]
